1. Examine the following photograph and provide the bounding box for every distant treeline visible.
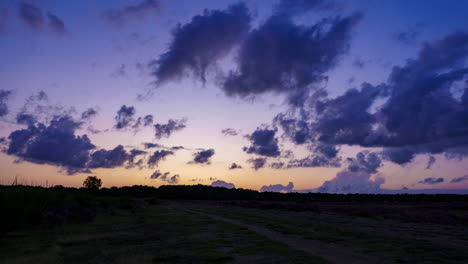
[93,184,466,202]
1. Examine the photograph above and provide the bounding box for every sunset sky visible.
[1,0,468,193]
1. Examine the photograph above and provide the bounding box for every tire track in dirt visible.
[182,207,393,264]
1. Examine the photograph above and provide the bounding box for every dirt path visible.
[183,208,394,264]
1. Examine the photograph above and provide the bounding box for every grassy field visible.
[0,186,467,263]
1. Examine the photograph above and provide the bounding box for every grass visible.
[185,202,468,264]
[0,203,329,263]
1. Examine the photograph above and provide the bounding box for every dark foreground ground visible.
[0,186,467,263]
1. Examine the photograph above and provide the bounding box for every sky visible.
[1,0,468,193]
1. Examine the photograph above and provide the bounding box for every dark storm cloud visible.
[248,157,266,170]
[191,149,215,164]
[419,177,444,185]
[47,12,66,35]
[7,115,94,174]
[18,2,43,29]
[0,89,12,117]
[154,118,187,139]
[275,31,468,166]
[243,128,280,157]
[451,175,468,183]
[347,152,381,174]
[150,170,180,184]
[150,2,251,85]
[222,12,362,98]
[147,150,174,168]
[114,105,136,129]
[81,108,98,120]
[260,182,294,193]
[229,162,242,169]
[211,180,235,189]
[221,128,239,136]
[103,0,161,26]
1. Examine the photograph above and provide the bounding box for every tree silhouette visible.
[83,176,102,190]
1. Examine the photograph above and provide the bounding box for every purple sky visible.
[0,0,468,193]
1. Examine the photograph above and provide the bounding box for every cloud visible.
[5,114,149,174]
[191,149,215,164]
[221,128,239,136]
[260,182,294,193]
[275,31,468,166]
[114,105,136,129]
[103,0,161,26]
[147,150,174,168]
[150,169,180,184]
[47,12,66,35]
[248,157,266,170]
[393,28,421,45]
[143,142,163,149]
[318,171,385,194]
[0,90,12,117]
[16,113,36,125]
[243,128,280,157]
[229,162,242,169]
[154,118,187,139]
[81,108,98,120]
[88,145,133,169]
[419,177,444,185]
[211,180,235,189]
[18,2,43,30]
[347,151,381,174]
[451,175,468,183]
[286,155,341,168]
[426,155,436,169]
[150,2,251,86]
[6,115,95,174]
[222,11,362,98]
[17,2,67,35]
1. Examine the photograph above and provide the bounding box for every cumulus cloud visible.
[154,118,187,139]
[211,180,235,189]
[347,151,381,174]
[229,162,242,169]
[191,149,215,164]
[318,171,385,194]
[150,2,251,85]
[222,11,362,98]
[5,114,148,174]
[114,105,136,129]
[260,182,294,193]
[103,0,161,26]
[243,128,280,157]
[419,177,444,185]
[451,175,468,183]
[275,31,468,167]
[0,89,12,117]
[81,108,98,120]
[248,157,267,170]
[221,128,239,136]
[147,150,174,168]
[150,169,180,184]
